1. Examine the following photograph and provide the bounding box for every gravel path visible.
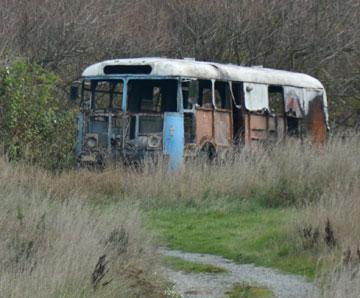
[162,249,319,298]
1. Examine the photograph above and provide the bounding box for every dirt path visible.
[162,249,319,298]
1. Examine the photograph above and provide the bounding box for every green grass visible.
[225,283,273,298]
[148,206,317,279]
[163,256,227,273]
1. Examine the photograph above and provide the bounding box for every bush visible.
[0,61,75,169]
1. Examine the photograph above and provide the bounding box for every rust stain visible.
[308,97,326,144]
[195,108,214,145]
[214,110,232,146]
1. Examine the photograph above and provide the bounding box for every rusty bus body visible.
[71,58,329,169]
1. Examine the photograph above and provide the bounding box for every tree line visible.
[1,0,359,127]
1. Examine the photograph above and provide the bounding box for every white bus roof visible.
[82,58,324,90]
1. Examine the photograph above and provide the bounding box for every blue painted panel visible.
[163,113,184,170]
[75,112,84,156]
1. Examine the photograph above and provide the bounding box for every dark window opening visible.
[231,82,244,107]
[182,81,190,109]
[287,117,300,137]
[231,82,244,143]
[138,116,163,134]
[130,116,136,139]
[104,65,152,75]
[268,86,284,115]
[198,80,212,108]
[128,79,177,113]
[214,81,231,109]
[184,113,196,143]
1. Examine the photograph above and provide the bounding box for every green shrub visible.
[0,61,76,169]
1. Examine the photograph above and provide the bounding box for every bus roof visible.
[82,58,324,90]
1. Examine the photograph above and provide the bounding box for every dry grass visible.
[1,134,359,296]
[6,136,359,209]
[318,264,360,298]
[0,161,165,298]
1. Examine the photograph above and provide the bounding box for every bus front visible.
[72,63,184,168]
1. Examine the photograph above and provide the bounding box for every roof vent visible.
[104,65,152,75]
[183,57,196,61]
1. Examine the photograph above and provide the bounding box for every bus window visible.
[268,85,284,115]
[214,81,231,110]
[94,81,111,110]
[198,80,212,108]
[231,82,244,107]
[128,80,178,113]
[91,80,123,110]
[113,81,123,110]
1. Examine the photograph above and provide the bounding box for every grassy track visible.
[225,283,273,298]
[149,206,317,279]
[163,256,228,273]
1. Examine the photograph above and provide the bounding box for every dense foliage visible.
[0,62,75,169]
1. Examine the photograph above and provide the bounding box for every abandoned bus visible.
[70,58,329,169]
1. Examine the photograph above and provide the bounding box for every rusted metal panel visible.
[303,89,327,143]
[214,110,232,146]
[245,114,267,145]
[308,96,327,144]
[245,113,286,145]
[195,108,214,145]
[244,83,269,111]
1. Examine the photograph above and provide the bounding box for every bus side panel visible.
[163,112,184,170]
[244,113,267,146]
[195,108,214,145]
[214,110,232,146]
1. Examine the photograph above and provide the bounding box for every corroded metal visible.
[75,58,329,168]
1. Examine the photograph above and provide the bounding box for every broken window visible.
[214,81,231,110]
[138,115,163,134]
[284,87,303,118]
[231,82,244,142]
[127,79,178,113]
[231,82,244,108]
[182,80,199,110]
[184,113,196,143]
[268,85,284,115]
[198,80,213,108]
[83,80,123,111]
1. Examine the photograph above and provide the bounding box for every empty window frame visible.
[214,81,231,110]
[88,80,123,110]
[268,85,284,115]
[198,80,213,108]
[127,79,178,113]
[231,82,244,107]
[182,80,197,110]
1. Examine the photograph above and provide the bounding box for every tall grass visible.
[1,134,359,296]
[0,160,165,298]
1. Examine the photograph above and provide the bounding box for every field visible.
[0,135,359,297]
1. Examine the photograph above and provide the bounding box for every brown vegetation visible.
[0,134,359,296]
[0,159,165,298]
